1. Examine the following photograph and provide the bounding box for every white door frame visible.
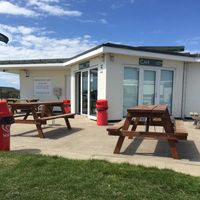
[80,69,89,116]
[74,65,98,119]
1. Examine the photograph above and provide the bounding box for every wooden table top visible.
[127,105,167,114]
[7,98,39,101]
[9,101,64,108]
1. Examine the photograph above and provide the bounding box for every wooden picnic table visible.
[9,101,75,138]
[6,98,39,104]
[107,105,188,159]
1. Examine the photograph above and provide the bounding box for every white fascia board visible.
[102,46,198,62]
[64,47,104,66]
[0,63,64,69]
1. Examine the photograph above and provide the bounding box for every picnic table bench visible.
[9,101,75,138]
[107,105,188,159]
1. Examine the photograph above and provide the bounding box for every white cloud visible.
[0,24,97,60]
[27,0,82,16]
[77,18,107,24]
[99,19,107,24]
[0,1,36,17]
[0,24,36,35]
[111,0,135,9]
[0,0,82,18]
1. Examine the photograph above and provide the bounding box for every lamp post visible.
[0,33,9,44]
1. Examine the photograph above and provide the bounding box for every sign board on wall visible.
[34,77,52,97]
[139,58,163,67]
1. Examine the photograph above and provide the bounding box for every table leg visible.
[36,123,45,138]
[113,116,131,154]
[60,104,72,129]
[114,136,125,154]
[64,118,71,129]
[146,117,150,132]
[168,139,180,159]
[31,107,45,138]
[23,110,31,120]
[129,117,140,139]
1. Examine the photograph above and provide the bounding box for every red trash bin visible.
[63,99,71,113]
[0,101,14,151]
[96,99,108,126]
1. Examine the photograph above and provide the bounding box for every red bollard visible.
[63,99,71,113]
[0,101,14,151]
[96,100,108,126]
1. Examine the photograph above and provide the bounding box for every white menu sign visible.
[34,77,52,97]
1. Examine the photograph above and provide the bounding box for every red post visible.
[0,101,14,151]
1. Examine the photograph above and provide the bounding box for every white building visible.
[0,43,200,120]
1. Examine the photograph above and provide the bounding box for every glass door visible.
[77,67,98,117]
[160,70,173,113]
[143,70,156,105]
[81,71,88,115]
[90,68,98,116]
[123,67,139,116]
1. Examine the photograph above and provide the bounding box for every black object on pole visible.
[0,33,9,44]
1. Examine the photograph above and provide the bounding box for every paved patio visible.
[10,115,200,176]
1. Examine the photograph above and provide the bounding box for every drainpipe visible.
[181,62,187,118]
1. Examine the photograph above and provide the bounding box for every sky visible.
[0,0,200,89]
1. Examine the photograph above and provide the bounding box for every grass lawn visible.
[0,152,199,200]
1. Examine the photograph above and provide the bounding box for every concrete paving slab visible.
[10,115,200,176]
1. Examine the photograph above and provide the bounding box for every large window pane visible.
[160,70,173,113]
[143,70,156,105]
[123,67,139,116]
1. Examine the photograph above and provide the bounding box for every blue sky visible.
[0,0,200,89]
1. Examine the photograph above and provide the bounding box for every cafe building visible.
[0,43,200,120]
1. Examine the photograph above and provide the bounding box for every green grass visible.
[0,153,199,200]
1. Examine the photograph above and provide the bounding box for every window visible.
[160,70,173,113]
[123,67,139,116]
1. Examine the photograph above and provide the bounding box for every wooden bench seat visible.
[107,119,188,140]
[174,120,188,140]
[37,113,75,121]
[107,120,125,136]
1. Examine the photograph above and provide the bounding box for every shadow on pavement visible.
[11,127,83,139]
[122,138,200,161]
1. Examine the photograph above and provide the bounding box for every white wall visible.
[184,62,200,117]
[20,68,70,101]
[106,54,184,120]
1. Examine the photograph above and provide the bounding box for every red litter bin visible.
[0,101,14,151]
[96,99,108,126]
[63,99,71,113]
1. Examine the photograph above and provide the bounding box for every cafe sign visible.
[139,58,163,67]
